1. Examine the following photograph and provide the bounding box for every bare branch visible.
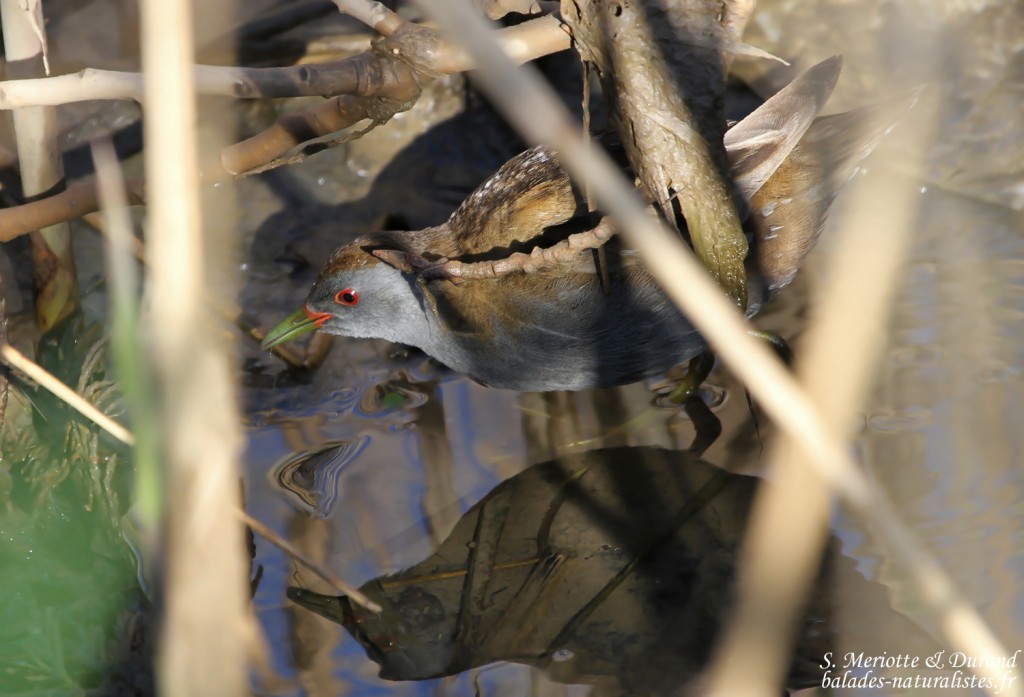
[331,0,405,37]
[0,178,147,243]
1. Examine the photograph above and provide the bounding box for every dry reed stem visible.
[413,1,1017,692]
[141,0,251,694]
[237,510,382,612]
[704,159,935,694]
[704,0,930,692]
[0,343,135,446]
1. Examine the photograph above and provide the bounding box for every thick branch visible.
[0,179,147,243]
[223,16,568,174]
[561,0,750,307]
[223,97,372,175]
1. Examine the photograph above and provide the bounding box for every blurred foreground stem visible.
[141,0,252,693]
[93,141,162,526]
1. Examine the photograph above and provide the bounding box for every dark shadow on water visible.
[285,445,941,695]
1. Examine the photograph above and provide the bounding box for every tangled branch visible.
[0,12,570,239]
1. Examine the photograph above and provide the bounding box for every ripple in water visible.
[653,383,727,411]
[270,435,371,517]
[357,380,431,416]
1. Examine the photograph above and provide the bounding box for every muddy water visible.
[235,4,1024,697]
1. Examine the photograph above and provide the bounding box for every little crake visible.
[263,57,908,391]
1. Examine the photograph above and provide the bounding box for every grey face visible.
[305,264,434,348]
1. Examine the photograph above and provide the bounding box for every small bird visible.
[263,57,906,391]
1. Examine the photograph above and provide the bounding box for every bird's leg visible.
[666,349,716,405]
[681,394,722,456]
[742,330,794,452]
[666,331,791,406]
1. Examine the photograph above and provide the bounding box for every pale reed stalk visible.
[141,0,250,694]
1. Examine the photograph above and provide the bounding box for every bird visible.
[263,56,909,392]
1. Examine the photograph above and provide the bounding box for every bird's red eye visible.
[334,288,359,306]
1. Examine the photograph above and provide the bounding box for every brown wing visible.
[447,146,586,257]
[750,89,919,294]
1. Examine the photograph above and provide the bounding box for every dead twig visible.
[561,0,750,307]
[143,0,254,691]
[225,95,389,176]
[237,510,382,612]
[0,178,148,243]
[0,342,135,446]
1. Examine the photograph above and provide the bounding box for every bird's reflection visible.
[288,445,937,694]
